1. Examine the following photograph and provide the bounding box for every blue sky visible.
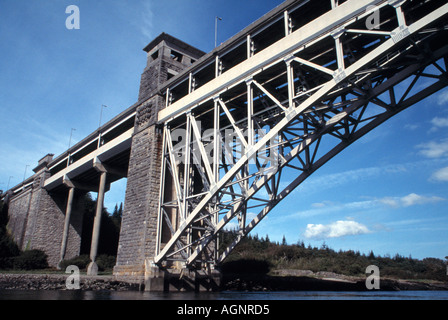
[0,0,447,260]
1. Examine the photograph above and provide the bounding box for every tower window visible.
[151,50,159,61]
[170,50,183,62]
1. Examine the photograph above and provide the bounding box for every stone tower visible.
[113,33,205,286]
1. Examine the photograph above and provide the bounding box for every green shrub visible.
[13,250,48,270]
[0,235,20,269]
[96,255,116,271]
[59,255,90,271]
[0,257,15,270]
[0,202,21,270]
[59,254,116,272]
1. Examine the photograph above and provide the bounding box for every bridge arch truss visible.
[154,0,448,269]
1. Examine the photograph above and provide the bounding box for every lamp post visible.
[99,105,108,128]
[23,165,29,182]
[68,128,76,149]
[7,176,13,190]
[215,16,222,48]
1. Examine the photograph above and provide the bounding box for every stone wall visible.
[114,96,164,280]
[7,189,33,249]
[7,170,84,267]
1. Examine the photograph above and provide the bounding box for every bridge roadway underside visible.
[5,146,131,268]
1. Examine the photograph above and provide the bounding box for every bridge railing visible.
[157,0,335,119]
[43,110,136,190]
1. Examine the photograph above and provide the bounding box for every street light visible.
[215,16,222,48]
[68,128,76,149]
[7,176,13,190]
[23,165,30,182]
[99,105,108,128]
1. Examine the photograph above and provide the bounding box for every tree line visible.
[219,231,448,281]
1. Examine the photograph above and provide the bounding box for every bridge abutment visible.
[144,260,221,292]
[113,122,164,283]
[6,155,85,267]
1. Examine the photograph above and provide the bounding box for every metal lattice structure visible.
[153,0,448,270]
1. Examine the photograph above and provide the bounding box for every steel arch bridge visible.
[3,0,448,288]
[153,0,448,270]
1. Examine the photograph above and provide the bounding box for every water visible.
[1,290,448,300]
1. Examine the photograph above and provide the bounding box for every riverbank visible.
[0,270,447,292]
[0,273,140,291]
[222,269,448,292]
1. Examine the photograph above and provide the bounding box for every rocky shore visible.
[222,269,448,292]
[1,270,447,292]
[0,273,140,291]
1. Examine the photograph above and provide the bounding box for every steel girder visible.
[154,0,448,269]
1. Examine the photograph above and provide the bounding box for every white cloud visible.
[311,201,334,208]
[304,220,370,240]
[417,139,448,158]
[431,117,448,128]
[431,166,448,182]
[401,193,439,206]
[429,117,448,133]
[139,2,155,41]
[378,193,445,207]
[286,193,445,222]
[404,123,420,131]
[0,120,72,189]
[287,200,377,220]
[436,89,448,106]
[300,163,409,195]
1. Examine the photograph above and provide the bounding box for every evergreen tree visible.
[112,202,123,224]
[0,198,20,268]
[79,194,121,257]
[265,234,270,244]
[118,202,123,218]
